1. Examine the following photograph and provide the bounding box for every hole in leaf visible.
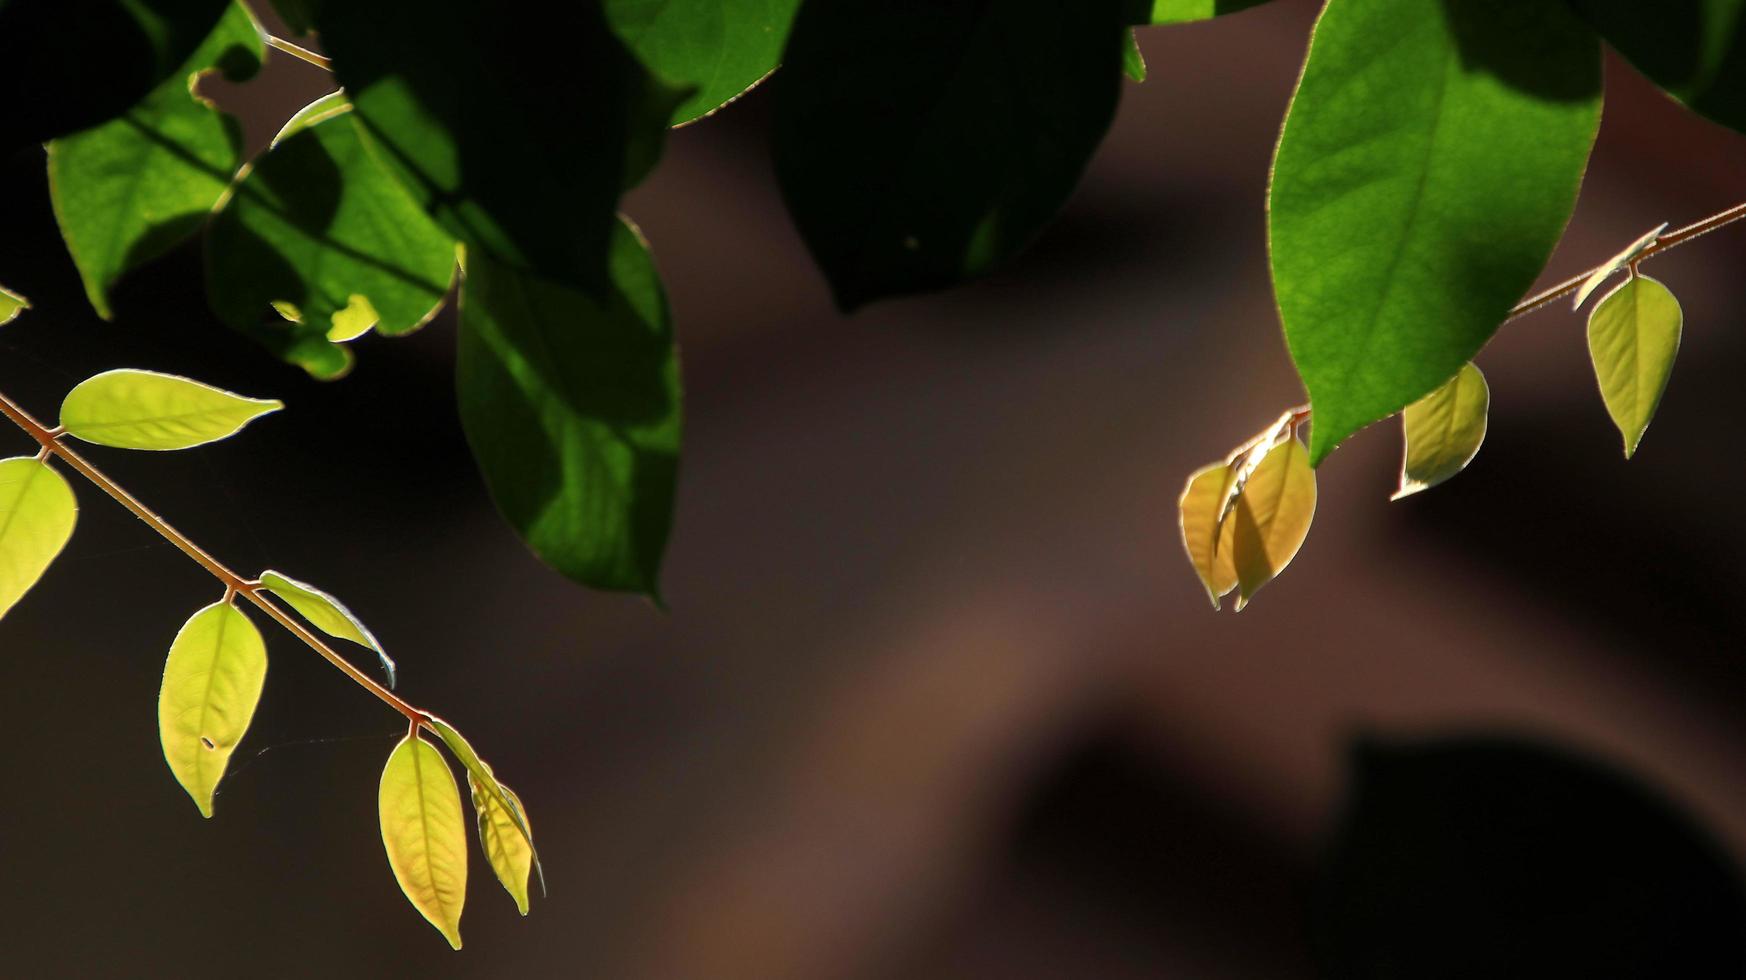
[200,737,216,750]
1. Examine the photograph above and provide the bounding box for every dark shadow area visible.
[1441,0,1603,103]
[1316,733,1746,978]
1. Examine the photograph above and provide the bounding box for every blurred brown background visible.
[5,1,1746,975]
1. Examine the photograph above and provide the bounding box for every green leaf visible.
[313,0,684,293]
[1572,223,1668,310]
[1231,436,1315,610]
[457,220,680,598]
[0,286,29,327]
[1131,0,1272,25]
[0,0,233,152]
[205,105,457,378]
[379,734,468,950]
[46,2,265,319]
[60,369,282,451]
[468,770,534,915]
[1566,0,1746,134]
[0,457,78,622]
[258,570,396,687]
[424,716,540,876]
[1178,462,1238,609]
[157,600,267,818]
[1587,274,1682,458]
[1392,362,1489,500]
[773,0,1129,309]
[1124,29,1148,82]
[1269,0,1600,465]
[608,0,801,125]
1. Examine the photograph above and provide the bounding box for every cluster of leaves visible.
[0,333,537,946]
[1170,0,1741,608]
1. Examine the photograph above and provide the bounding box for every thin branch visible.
[0,389,425,724]
[266,35,333,72]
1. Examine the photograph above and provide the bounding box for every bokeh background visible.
[5,1,1746,975]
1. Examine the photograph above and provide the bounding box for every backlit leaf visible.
[258,570,396,687]
[1270,0,1601,465]
[1179,462,1238,608]
[205,106,456,377]
[0,286,28,327]
[157,600,266,817]
[425,716,541,875]
[379,734,468,950]
[1566,0,1746,134]
[1124,29,1148,82]
[47,2,265,319]
[1393,363,1489,500]
[314,0,684,293]
[1,0,232,152]
[0,458,78,622]
[468,771,534,915]
[1232,437,1315,610]
[60,369,281,451]
[1133,0,1272,24]
[457,220,680,598]
[773,0,1129,309]
[608,0,801,125]
[1587,274,1682,458]
[1573,223,1667,310]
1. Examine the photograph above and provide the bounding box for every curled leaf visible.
[1587,274,1682,458]
[0,286,28,327]
[1572,222,1667,310]
[426,715,543,899]
[1232,436,1316,610]
[1393,362,1489,500]
[379,734,468,949]
[0,457,78,622]
[1178,462,1237,608]
[158,600,267,817]
[258,570,396,687]
[469,771,534,915]
[60,369,281,451]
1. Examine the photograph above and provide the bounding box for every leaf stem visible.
[0,388,426,724]
[265,35,333,72]
[1281,200,1746,431]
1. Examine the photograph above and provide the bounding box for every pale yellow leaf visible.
[1393,362,1489,500]
[158,600,267,818]
[0,457,77,621]
[258,569,396,686]
[1572,222,1666,310]
[1587,274,1681,458]
[0,285,29,326]
[379,734,468,950]
[426,715,543,900]
[1232,437,1316,610]
[60,369,281,451]
[1178,462,1238,609]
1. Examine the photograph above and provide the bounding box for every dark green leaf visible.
[313,0,684,294]
[0,0,232,152]
[773,0,1129,309]
[46,1,264,319]
[1270,0,1600,464]
[206,105,456,378]
[1566,0,1746,134]
[608,0,801,125]
[457,220,680,598]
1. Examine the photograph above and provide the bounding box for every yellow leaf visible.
[380,733,468,950]
[0,457,77,622]
[426,715,543,900]
[469,770,533,915]
[1572,223,1666,310]
[158,601,267,818]
[0,285,29,326]
[1393,362,1489,500]
[1587,274,1681,458]
[59,369,282,451]
[1178,462,1238,608]
[1232,437,1316,610]
[327,294,379,342]
[258,569,396,686]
